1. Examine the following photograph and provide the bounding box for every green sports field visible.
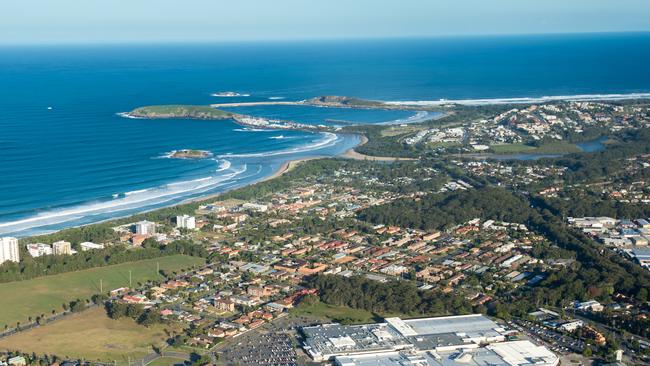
[0,307,178,364]
[0,255,204,328]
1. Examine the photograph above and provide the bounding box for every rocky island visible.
[121,104,331,132]
[168,149,212,159]
[124,105,233,120]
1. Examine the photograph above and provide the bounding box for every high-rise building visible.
[52,240,72,255]
[176,215,196,230]
[135,220,156,235]
[0,237,20,264]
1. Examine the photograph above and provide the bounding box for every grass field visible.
[491,141,581,154]
[490,143,537,154]
[290,301,379,324]
[0,307,177,364]
[0,255,204,328]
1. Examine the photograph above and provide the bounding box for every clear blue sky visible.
[1,0,649,44]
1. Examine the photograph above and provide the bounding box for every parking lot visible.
[220,332,297,366]
[511,319,586,355]
[216,314,326,366]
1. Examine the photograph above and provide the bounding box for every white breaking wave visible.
[124,188,149,196]
[211,92,250,97]
[269,135,285,139]
[220,132,339,158]
[116,112,144,119]
[384,92,650,106]
[0,165,248,236]
[234,128,274,132]
[216,159,232,171]
[268,96,285,100]
[165,176,213,187]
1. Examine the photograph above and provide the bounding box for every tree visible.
[138,309,163,327]
[70,299,86,313]
[105,301,128,319]
[91,293,108,305]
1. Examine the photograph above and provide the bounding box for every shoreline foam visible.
[384,92,650,106]
[0,132,358,237]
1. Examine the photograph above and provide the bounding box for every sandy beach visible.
[340,135,416,161]
[261,156,325,182]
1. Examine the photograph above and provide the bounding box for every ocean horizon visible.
[1,33,650,237]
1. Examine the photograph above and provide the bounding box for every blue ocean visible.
[1,33,649,236]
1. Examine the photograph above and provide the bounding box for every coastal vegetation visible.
[290,299,377,325]
[0,239,206,283]
[359,187,531,231]
[306,95,391,109]
[306,274,473,317]
[128,105,232,120]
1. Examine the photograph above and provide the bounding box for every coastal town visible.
[4,1,650,366]
[399,100,650,154]
[0,99,649,366]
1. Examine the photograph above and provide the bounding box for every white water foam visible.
[124,188,149,196]
[380,111,434,125]
[216,159,232,171]
[0,165,248,236]
[210,92,251,97]
[234,128,274,132]
[219,132,339,158]
[269,96,285,100]
[116,112,144,119]
[384,92,650,106]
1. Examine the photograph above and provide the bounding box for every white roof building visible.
[80,242,105,251]
[26,243,53,258]
[302,314,557,365]
[488,340,559,366]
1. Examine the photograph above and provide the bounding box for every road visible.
[211,101,304,108]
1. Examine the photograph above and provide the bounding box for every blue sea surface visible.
[1,33,649,236]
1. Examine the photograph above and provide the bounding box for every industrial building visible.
[301,314,558,366]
